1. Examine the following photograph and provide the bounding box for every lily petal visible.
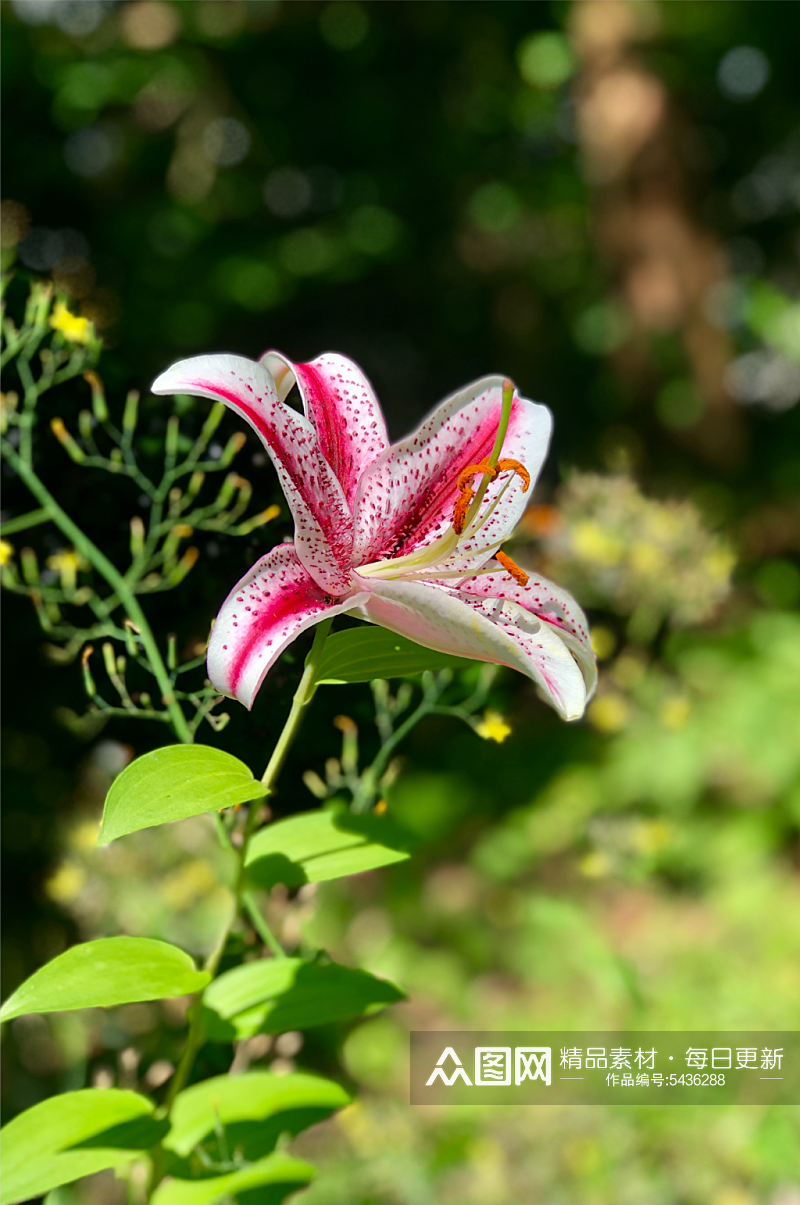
[261,351,388,509]
[207,543,369,708]
[353,377,552,567]
[356,576,589,720]
[152,354,353,594]
[458,568,598,701]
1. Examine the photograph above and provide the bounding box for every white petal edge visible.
[356,576,589,720]
[152,354,354,594]
[207,543,369,708]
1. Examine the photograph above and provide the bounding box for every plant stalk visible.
[1,438,193,743]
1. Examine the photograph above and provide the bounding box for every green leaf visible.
[315,626,471,684]
[0,937,209,1022]
[244,804,413,891]
[99,745,265,845]
[202,957,404,1040]
[152,1152,315,1205]
[165,1072,350,1161]
[0,1089,166,1205]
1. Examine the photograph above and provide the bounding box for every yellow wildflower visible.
[631,819,672,855]
[45,861,87,904]
[702,547,736,583]
[0,540,14,566]
[572,520,624,565]
[590,625,616,660]
[475,710,512,743]
[629,540,666,575]
[659,696,691,730]
[47,548,86,590]
[50,300,94,345]
[587,693,630,734]
[580,849,612,878]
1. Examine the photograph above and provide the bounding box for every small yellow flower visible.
[0,540,14,566]
[45,861,87,904]
[702,547,736,583]
[50,300,93,345]
[580,849,613,878]
[47,548,85,591]
[590,625,616,660]
[572,520,624,566]
[475,710,512,743]
[629,540,666,575]
[587,693,630,734]
[631,819,672,855]
[68,819,102,851]
[659,696,691,730]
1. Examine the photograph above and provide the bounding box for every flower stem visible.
[149,616,335,1191]
[1,438,193,743]
[241,890,285,958]
[258,616,334,788]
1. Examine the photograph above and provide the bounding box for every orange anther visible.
[452,458,531,536]
[452,488,474,535]
[495,459,531,491]
[456,458,497,493]
[496,550,529,587]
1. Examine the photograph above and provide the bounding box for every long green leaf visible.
[0,937,209,1022]
[165,1072,350,1160]
[0,1089,166,1205]
[99,745,265,844]
[244,804,413,891]
[315,626,471,684]
[152,1153,315,1205]
[202,957,404,1040]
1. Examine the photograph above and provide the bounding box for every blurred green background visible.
[2,0,799,1201]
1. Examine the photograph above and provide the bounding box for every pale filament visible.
[357,465,524,583]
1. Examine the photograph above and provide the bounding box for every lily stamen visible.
[494,458,530,492]
[495,550,529,587]
[452,458,531,538]
[452,459,497,534]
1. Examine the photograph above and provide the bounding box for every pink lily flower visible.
[152,352,596,720]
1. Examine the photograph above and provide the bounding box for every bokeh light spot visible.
[725,351,800,412]
[214,256,281,310]
[319,1,369,51]
[656,380,704,430]
[264,167,312,219]
[17,226,90,272]
[347,205,401,255]
[202,117,251,167]
[278,227,340,276]
[12,0,109,34]
[64,124,122,178]
[573,302,630,355]
[754,559,800,609]
[0,200,31,249]
[195,0,247,39]
[717,46,770,100]
[148,209,201,258]
[517,32,575,90]
[468,183,521,233]
[119,1,181,50]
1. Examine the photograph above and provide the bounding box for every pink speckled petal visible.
[355,576,590,721]
[352,377,552,567]
[456,568,597,701]
[152,355,353,594]
[261,351,388,509]
[207,543,369,709]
